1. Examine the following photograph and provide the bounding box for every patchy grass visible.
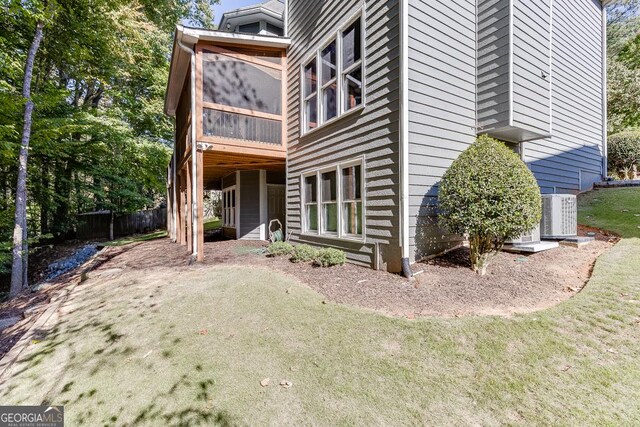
[204,218,222,231]
[0,189,639,425]
[578,187,640,237]
[103,231,167,247]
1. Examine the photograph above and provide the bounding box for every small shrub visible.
[290,244,318,263]
[608,131,640,180]
[314,248,347,267]
[266,241,294,257]
[438,135,542,275]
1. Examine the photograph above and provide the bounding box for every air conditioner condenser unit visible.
[506,224,541,245]
[540,194,578,239]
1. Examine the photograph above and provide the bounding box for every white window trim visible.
[300,157,366,242]
[222,186,237,228]
[299,8,366,137]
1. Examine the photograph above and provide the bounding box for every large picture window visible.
[302,159,364,239]
[301,12,364,134]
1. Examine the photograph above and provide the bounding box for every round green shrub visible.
[266,241,294,257]
[438,135,542,275]
[314,248,346,267]
[290,244,319,263]
[608,131,640,180]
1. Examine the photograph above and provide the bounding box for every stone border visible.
[595,180,640,188]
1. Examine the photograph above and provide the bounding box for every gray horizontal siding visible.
[511,0,551,136]
[525,0,604,194]
[286,0,402,271]
[477,0,511,131]
[407,0,476,262]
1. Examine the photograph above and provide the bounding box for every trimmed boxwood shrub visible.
[314,248,347,267]
[266,241,294,257]
[290,244,319,263]
[438,135,542,275]
[608,131,640,180]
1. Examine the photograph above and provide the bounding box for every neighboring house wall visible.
[525,0,605,194]
[286,0,403,271]
[407,0,477,262]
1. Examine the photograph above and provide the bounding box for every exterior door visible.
[267,185,286,233]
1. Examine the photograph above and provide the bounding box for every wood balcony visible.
[195,42,287,186]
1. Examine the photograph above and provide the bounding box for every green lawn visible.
[0,189,639,425]
[578,187,640,237]
[204,217,222,231]
[103,231,168,247]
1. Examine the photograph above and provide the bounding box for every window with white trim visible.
[302,159,364,239]
[223,187,236,228]
[303,60,318,132]
[301,12,364,133]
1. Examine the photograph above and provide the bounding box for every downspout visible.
[176,36,199,260]
[602,4,608,180]
[399,0,412,278]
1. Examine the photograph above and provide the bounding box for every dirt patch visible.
[79,234,614,319]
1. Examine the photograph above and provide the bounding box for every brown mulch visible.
[87,230,615,319]
[0,227,618,361]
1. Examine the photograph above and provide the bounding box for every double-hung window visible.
[303,60,318,132]
[342,19,363,112]
[302,159,364,240]
[301,12,364,133]
[223,187,236,228]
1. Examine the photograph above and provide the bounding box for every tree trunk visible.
[10,21,44,297]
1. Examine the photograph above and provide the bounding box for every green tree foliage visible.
[608,1,640,133]
[438,136,542,276]
[608,131,640,179]
[0,0,219,284]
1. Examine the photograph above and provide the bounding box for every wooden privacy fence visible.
[77,208,167,240]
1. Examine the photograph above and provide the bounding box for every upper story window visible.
[301,12,365,134]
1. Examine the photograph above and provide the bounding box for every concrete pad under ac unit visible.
[503,241,560,253]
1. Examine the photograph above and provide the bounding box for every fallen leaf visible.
[280,380,293,389]
[260,378,270,387]
[199,329,209,336]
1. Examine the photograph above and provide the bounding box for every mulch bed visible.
[0,227,618,361]
[86,231,614,318]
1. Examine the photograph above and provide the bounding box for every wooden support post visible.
[196,150,204,261]
[186,161,193,253]
[179,171,187,246]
